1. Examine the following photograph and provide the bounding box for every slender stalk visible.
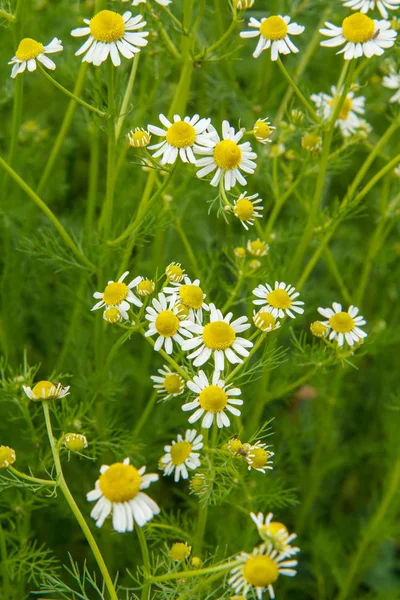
[0,522,10,600]
[99,62,116,239]
[142,331,189,380]
[150,560,239,583]
[225,332,264,384]
[8,465,57,487]
[175,218,200,273]
[197,18,239,59]
[115,53,140,140]
[221,271,245,313]
[133,391,159,439]
[0,8,15,21]
[276,58,320,123]
[136,525,151,600]
[7,73,24,169]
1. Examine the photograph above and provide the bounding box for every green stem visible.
[7,73,24,169]
[0,8,15,21]
[197,18,239,59]
[99,62,116,239]
[276,58,320,123]
[142,330,189,380]
[225,332,264,384]
[136,525,151,600]
[221,271,245,313]
[133,391,159,439]
[8,465,57,487]
[175,218,200,273]
[115,53,140,140]
[0,522,10,600]
[150,560,239,583]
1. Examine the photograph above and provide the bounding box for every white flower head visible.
[195,120,257,192]
[320,12,397,60]
[181,304,253,371]
[253,118,276,144]
[144,292,196,355]
[182,370,243,429]
[383,70,400,103]
[240,15,305,60]
[253,281,304,319]
[340,0,400,19]
[71,10,148,67]
[233,192,263,230]
[311,86,367,137]
[92,271,143,320]
[150,365,185,400]
[250,512,300,557]
[161,430,203,482]
[317,302,367,347]
[87,458,159,532]
[253,307,281,333]
[163,276,209,323]
[148,114,211,165]
[9,37,63,79]
[246,441,274,473]
[23,380,70,401]
[103,306,124,324]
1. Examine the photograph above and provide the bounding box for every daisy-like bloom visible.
[71,10,148,67]
[170,542,191,561]
[0,446,16,469]
[317,302,367,347]
[246,442,274,473]
[166,262,185,282]
[151,365,185,400]
[64,433,88,452]
[310,321,329,338]
[341,0,400,19]
[103,307,124,324]
[240,15,305,60]
[253,281,304,319]
[127,127,151,148]
[23,381,70,402]
[148,114,211,165]
[247,239,269,257]
[383,70,400,103]
[182,370,243,428]
[195,121,257,192]
[301,133,322,152]
[253,118,276,144]
[253,308,281,333]
[229,543,298,599]
[136,278,156,296]
[311,86,366,137]
[131,0,171,6]
[92,271,142,319]
[145,293,195,354]
[319,12,397,60]
[87,459,159,533]
[234,247,247,258]
[9,37,63,79]
[163,276,209,323]
[161,429,203,481]
[181,304,253,371]
[189,472,207,495]
[233,192,263,230]
[250,513,300,556]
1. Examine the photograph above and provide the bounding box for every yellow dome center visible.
[243,555,279,587]
[166,264,184,282]
[155,310,180,337]
[249,447,269,469]
[255,311,276,331]
[166,121,197,148]
[15,38,44,60]
[202,321,236,350]
[104,307,122,323]
[179,284,204,309]
[65,433,87,452]
[254,120,271,140]
[176,303,190,319]
[99,463,141,502]
[329,311,355,333]
[310,321,328,337]
[199,385,228,412]
[0,446,16,469]
[129,130,150,147]
[329,96,353,121]
[302,133,322,151]
[234,198,254,221]
[103,281,129,306]
[260,16,288,41]
[164,373,183,394]
[90,10,125,43]
[268,521,288,537]
[266,289,292,309]
[32,380,56,398]
[170,441,192,465]
[228,438,243,454]
[249,240,267,255]
[342,13,375,43]
[170,542,191,560]
[137,279,155,295]
[214,140,242,170]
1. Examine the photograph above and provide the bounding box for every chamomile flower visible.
[92,271,143,319]
[71,10,148,67]
[148,114,211,165]
[253,118,276,144]
[64,433,88,452]
[182,370,243,429]
[310,321,329,338]
[87,458,159,532]
[341,0,400,19]
[23,381,70,401]
[181,304,253,371]
[195,121,257,192]
[311,86,366,137]
[136,278,156,296]
[233,192,264,230]
[163,276,209,323]
[253,308,281,333]
[229,543,298,599]
[250,512,300,556]
[170,542,191,560]
[9,37,63,79]
[247,239,269,257]
[127,127,151,147]
[144,293,195,354]
[240,15,305,60]
[0,446,16,469]
[383,70,400,103]
[131,0,171,6]
[320,13,397,60]
[301,133,322,152]
[161,429,203,481]
[166,262,185,282]
[317,302,367,347]
[253,282,304,319]
[151,365,185,400]
[103,307,124,324]
[246,442,274,473]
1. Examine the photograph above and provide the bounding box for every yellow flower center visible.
[104,307,122,323]
[243,555,279,587]
[32,380,56,398]
[129,130,150,148]
[179,284,204,309]
[310,321,328,338]
[268,521,288,537]
[15,38,44,61]
[342,12,375,43]
[329,311,355,333]
[202,321,236,350]
[0,446,16,469]
[99,463,141,502]
[249,447,269,469]
[170,542,191,560]
[90,10,125,43]
[137,279,155,295]
[103,281,129,306]
[234,198,254,221]
[199,385,228,412]
[164,373,183,394]
[228,438,243,454]
[190,473,206,492]
[166,264,184,282]
[329,96,353,120]
[176,303,190,319]
[255,311,276,331]
[302,133,322,151]
[234,247,246,258]
[155,310,180,337]
[266,289,292,310]
[166,121,197,148]
[65,433,87,452]
[259,16,288,41]
[170,441,192,465]
[254,120,271,140]
[213,140,242,170]
[248,240,268,255]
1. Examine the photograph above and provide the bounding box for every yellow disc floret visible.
[234,198,254,221]
[254,310,277,332]
[234,247,246,258]
[155,310,180,337]
[166,121,197,148]
[214,140,242,170]
[199,385,228,412]
[302,133,322,152]
[32,381,56,399]
[127,129,150,148]
[329,312,355,333]
[103,282,129,306]
[170,441,192,465]
[191,556,202,568]
[247,239,269,256]
[166,263,184,282]
[179,285,204,309]
[137,279,155,296]
[0,446,16,469]
[227,437,243,455]
[266,289,292,310]
[249,447,269,470]
[104,307,122,324]
[310,321,329,338]
[15,38,44,60]
[260,16,288,41]
[163,373,184,395]
[202,321,236,350]
[99,462,141,502]
[65,433,88,452]
[90,10,125,43]
[170,542,191,561]
[329,96,353,121]
[342,12,375,43]
[254,120,271,141]
[243,555,279,587]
